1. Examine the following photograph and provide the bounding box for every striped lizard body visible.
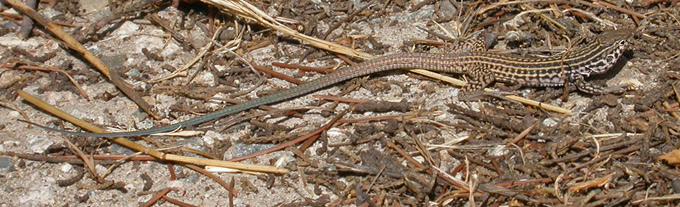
[29,29,633,138]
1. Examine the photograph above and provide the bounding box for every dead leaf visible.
[657,149,680,166]
[569,173,615,193]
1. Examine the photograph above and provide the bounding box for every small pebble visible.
[0,156,14,173]
[60,163,72,172]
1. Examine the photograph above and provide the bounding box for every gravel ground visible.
[1,0,680,206]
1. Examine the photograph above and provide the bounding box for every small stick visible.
[147,14,193,51]
[251,63,304,85]
[504,121,539,148]
[60,136,102,183]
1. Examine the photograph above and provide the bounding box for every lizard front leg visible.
[574,77,629,94]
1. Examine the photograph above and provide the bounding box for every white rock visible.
[195,71,216,86]
[60,163,73,172]
[542,118,558,127]
[0,36,40,48]
[113,21,140,37]
[203,131,222,146]
[160,42,181,58]
[167,180,184,188]
[79,0,109,14]
[20,178,55,205]
[488,145,509,156]
[28,135,54,153]
[8,111,20,118]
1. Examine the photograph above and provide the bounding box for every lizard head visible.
[588,28,634,74]
[597,28,634,47]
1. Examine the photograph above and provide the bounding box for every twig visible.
[410,0,436,12]
[299,105,353,152]
[477,0,580,15]
[504,121,538,148]
[201,0,373,59]
[663,102,680,122]
[312,95,369,103]
[632,194,680,205]
[75,0,160,43]
[0,100,31,123]
[562,8,617,27]
[520,4,567,30]
[251,63,304,85]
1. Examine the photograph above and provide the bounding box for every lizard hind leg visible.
[443,40,485,54]
[457,70,495,101]
[443,32,497,53]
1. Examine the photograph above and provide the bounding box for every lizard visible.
[25,28,633,138]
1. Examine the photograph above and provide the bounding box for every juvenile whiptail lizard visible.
[29,29,633,138]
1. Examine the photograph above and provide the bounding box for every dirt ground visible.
[1,0,680,206]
